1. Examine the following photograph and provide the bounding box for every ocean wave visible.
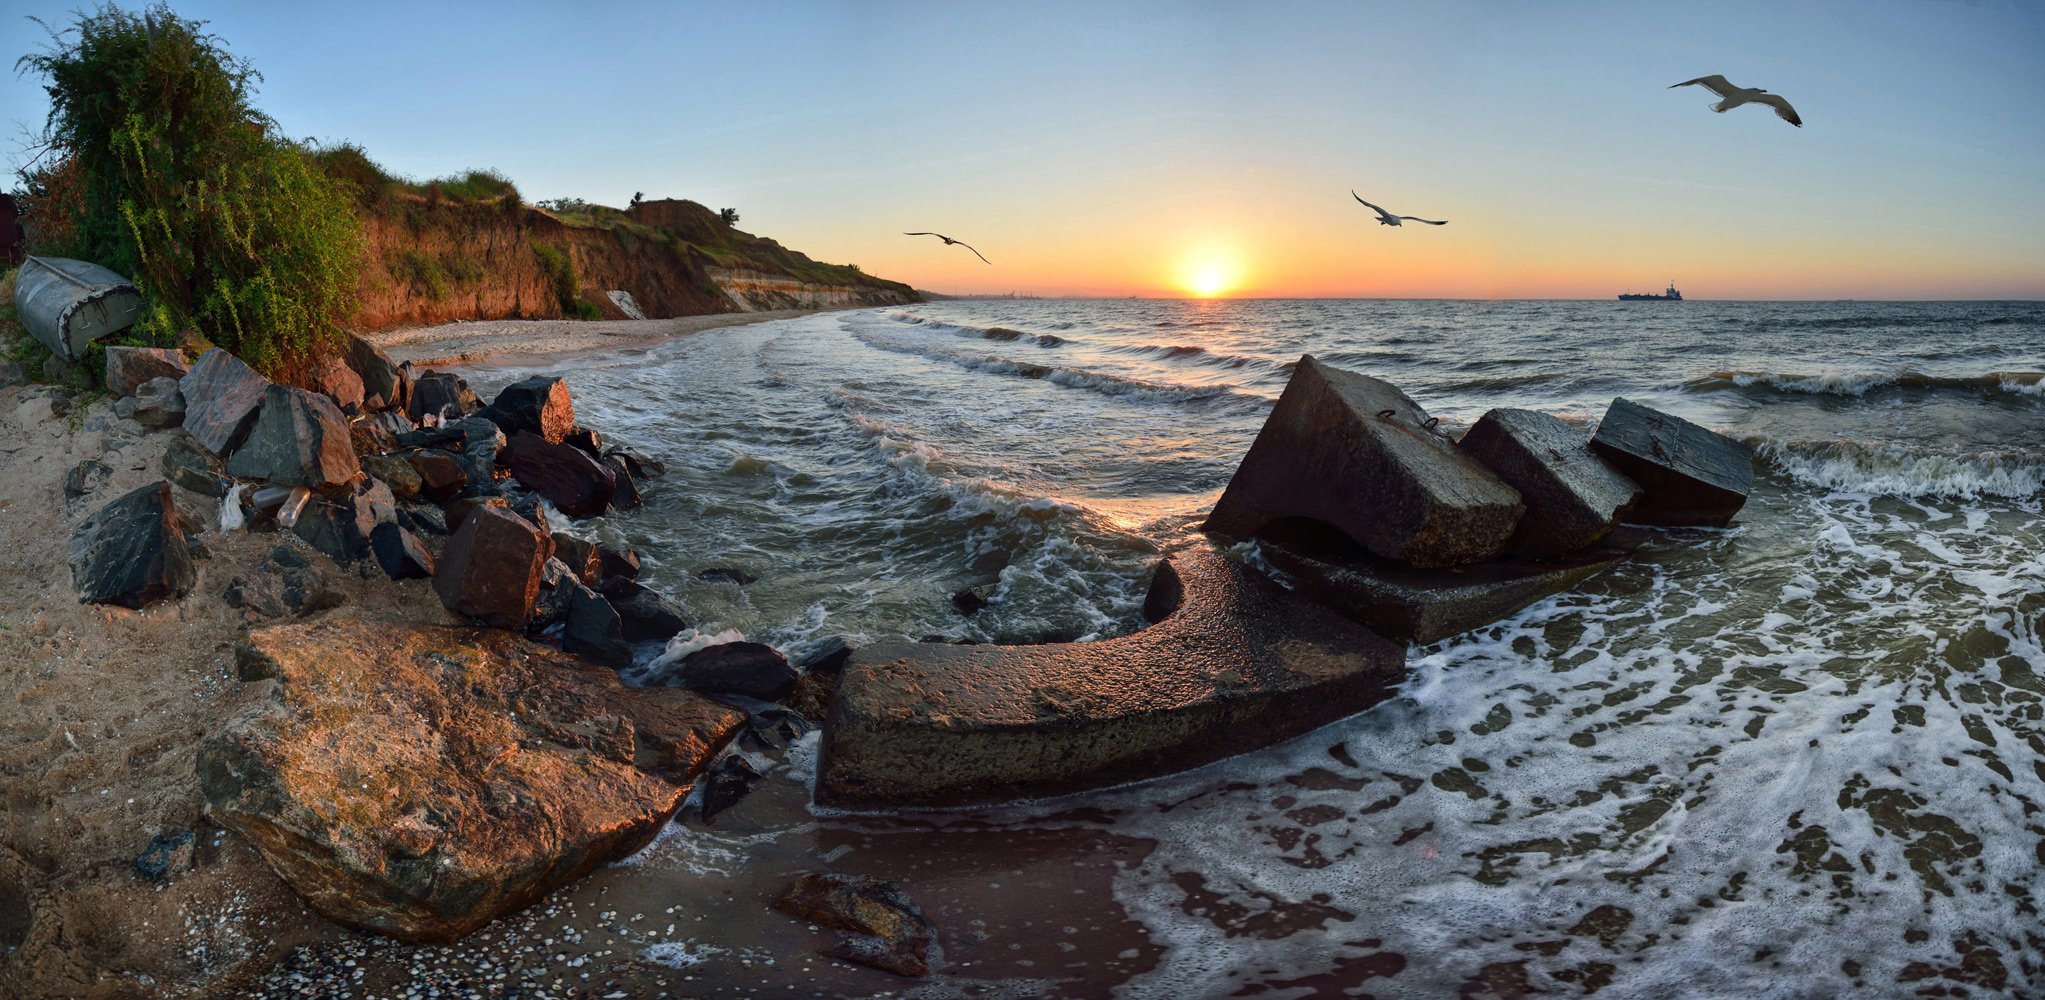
[1756,439,2045,500]
[1106,342,1288,374]
[850,331,1268,412]
[881,312,1065,346]
[1688,369,2045,398]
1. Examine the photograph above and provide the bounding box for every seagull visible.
[1669,75,1802,127]
[903,232,991,264]
[1351,191,1447,227]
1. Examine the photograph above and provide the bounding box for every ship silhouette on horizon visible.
[1619,281,1683,301]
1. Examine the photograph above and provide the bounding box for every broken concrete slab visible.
[1589,397,1753,527]
[817,546,1407,809]
[1204,356,1523,568]
[1458,408,1642,559]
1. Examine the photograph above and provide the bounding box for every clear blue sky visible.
[5,1,2043,298]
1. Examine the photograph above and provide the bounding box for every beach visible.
[366,311,825,368]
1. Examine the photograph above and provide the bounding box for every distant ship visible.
[1619,281,1683,301]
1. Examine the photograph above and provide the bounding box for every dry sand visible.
[364,310,820,368]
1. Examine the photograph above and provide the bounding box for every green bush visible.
[17,3,364,382]
[530,240,597,319]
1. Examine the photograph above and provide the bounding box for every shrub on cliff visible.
[16,3,363,382]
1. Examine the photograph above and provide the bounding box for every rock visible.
[454,416,507,496]
[132,375,187,430]
[1204,356,1523,568]
[797,636,855,675]
[105,346,189,398]
[68,482,198,609]
[344,334,407,412]
[503,431,615,519]
[1458,408,1643,559]
[551,534,603,586]
[604,455,643,511]
[198,617,745,943]
[739,708,814,752]
[433,505,551,628]
[698,566,757,586]
[350,417,398,457]
[293,482,394,565]
[560,581,633,668]
[1259,529,1628,644]
[819,548,1406,808]
[311,355,365,412]
[1589,397,1754,527]
[563,426,601,457]
[505,493,553,540]
[479,376,576,445]
[395,424,464,450]
[444,496,508,537]
[406,371,480,424]
[0,360,27,388]
[676,642,798,701]
[783,671,838,723]
[370,522,435,580]
[224,545,345,620]
[407,449,468,503]
[596,577,691,642]
[113,395,137,420]
[360,452,424,501]
[698,755,761,821]
[132,831,196,883]
[398,503,448,537]
[950,586,991,616]
[179,348,270,455]
[773,873,938,977]
[598,546,641,582]
[604,446,666,479]
[63,459,112,504]
[161,432,229,498]
[226,384,361,489]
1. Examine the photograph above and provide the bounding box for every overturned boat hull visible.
[13,255,144,363]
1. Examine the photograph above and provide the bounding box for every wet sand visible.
[363,311,822,368]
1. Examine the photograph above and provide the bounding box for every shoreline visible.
[361,308,846,369]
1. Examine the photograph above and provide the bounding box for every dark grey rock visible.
[551,534,602,586]
[161,432,229,498]
[603,455,642,511]
[132,831,196,883]
[1459,408,1643,559]
[370,522,435,580]
[345,334,407,412]
[478,376,576,445]
[1204,356,1524,568]
[64,460,112,504]
[398,503,448,537]
[105,347,188,398]
[699,754,761,821]
[1589,397,1754,527]
[293,481,396,565]
[596,577,690,642]
[406,371,480,424]
[563,426,601,457]
[132,376,187,430]
[407,449,468,503]
[598,546,641,582]
[226,385,360,489]
[676,642,797,701]
[561,581,632,668]
[698,566,756,586]
[68,482,197,609]
[223,546,345,620]
[950,585,992,616]
[603,446,666,479]
[178,349,269,455]
[797,636,855,675]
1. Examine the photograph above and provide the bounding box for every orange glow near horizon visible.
[1175,245,1246,298]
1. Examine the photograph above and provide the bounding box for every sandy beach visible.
[364,311,824,368]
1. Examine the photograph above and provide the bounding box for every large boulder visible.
[597,577,690,642]
[310,356,366,413]
[773,873,938,977]
[132,376,187,430]
[344,334,407,412]
[293,480,396,564]
[1458,408,1642,559]
[361,452,424,501]
[179,348,269,455]
[818,547,1407,808]
[604,455,644,511]
[407,449,468,503]
[105,346,189,398]
[68,481,197,609]
[479,376,575,445]
[503,431,615,519]
[197,618,744,943]
[407,371,480,424]
[675,642,798,701]
[433,505,551,628]
[560,580,633,669]
[369,522,435,580]
[161,433,229,498]
[1589,398,1754,527]
[550,533,603,586]
[1204,356,1523,568]
[226,384,361,489]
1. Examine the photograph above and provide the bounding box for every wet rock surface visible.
[67,481,197,609]
[819,546,1407,808]
[406,371,480,424]
[225,385,360,489]
[178,348,269,455]
[676,642,798,702]
[697,754,762,821]
[479,375,576,445]
[1459,407,1642,559]
[1204,356,1523,568]
[1590,397,1754,527]
[603,454,643,510]
[198,617,744,943]
[104,346,188,398]
[503,431,615,518]
[773,873,939,977]
[433,505,550,628]
[597,577,691,642]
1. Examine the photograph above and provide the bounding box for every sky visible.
[4,1,2043,299]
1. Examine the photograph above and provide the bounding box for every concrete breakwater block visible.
[816,547,1408,809]
[1589,398,1753,527]
[1204,356,1523,568]
[1458,407,1642,559]
[1259,535,1626,644]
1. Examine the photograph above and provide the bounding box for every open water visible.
[455,299,2045,998]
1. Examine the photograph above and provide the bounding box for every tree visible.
[719,207,739,226]
[16,3,363,381]
[631,191,643,207]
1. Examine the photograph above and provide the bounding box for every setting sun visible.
[1177,247,1243,298]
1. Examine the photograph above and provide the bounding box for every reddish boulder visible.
[408,449,468,503]
[550,533,603,586]
[433,505,551,627]
[479,375,576,445]
[225,384,361,489]
[503,431,615,519]
[311,355,366,412]
[105,346,189,398]
[179,348,270,455]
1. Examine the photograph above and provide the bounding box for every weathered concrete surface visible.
[1259,533,1626,644]
[1204,356,1523,568]
[817,547,1407,809]
[1458,408,1642,559]
[198,618,744,942]
[1589,397,1754,527]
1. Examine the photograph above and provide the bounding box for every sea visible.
[445,299,2045,999]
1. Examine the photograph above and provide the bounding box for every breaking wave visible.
[1687,369,2045,398]
[1755,438,2045,499]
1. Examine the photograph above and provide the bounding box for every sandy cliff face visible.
[349,202,914,330]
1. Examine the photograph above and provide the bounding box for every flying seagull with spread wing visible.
[1669,74,1802,127]
[904,232,992,264]
[1351,191,1447,227]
